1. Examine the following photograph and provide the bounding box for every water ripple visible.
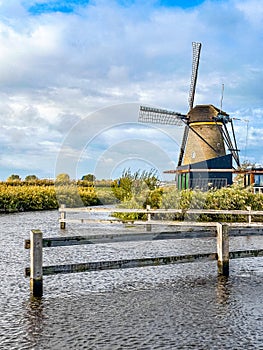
[0,210,262,349]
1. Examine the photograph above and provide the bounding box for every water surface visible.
[0,210,262,349]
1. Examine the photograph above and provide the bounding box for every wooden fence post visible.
[30,230,43,297]
[60,204,66,229]
[146,205,152,232]
[216,222,229,276]
[247,206,251,224]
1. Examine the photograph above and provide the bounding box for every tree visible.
[25,175,39,181]
[81,174,96,182]
[7,174,21,182]
[55,173,71,184]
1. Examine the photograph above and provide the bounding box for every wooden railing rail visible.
[58,204,263,229]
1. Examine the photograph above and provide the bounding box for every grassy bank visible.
[0,181,116,213]
[1,180,263,222]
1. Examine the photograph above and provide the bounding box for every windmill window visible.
[192,151,196,159]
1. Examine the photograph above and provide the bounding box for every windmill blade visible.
[188,42,202,110]
[139,106,186,126]
[177,126,189,166]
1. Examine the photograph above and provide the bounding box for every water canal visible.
[0,210,262,349]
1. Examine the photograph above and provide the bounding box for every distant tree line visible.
[2,173,111,187]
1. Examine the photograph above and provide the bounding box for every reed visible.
[0,184,58,212]
[0,182,116,213]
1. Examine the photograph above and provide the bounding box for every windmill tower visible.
[139,42,240,189]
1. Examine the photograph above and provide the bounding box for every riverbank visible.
[1,181,263,223]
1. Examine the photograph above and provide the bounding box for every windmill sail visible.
[178,42,201,166]
[177,126,189,166]
[138,106,186,126]
[188,42,202,110]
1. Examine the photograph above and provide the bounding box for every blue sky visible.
[0,0,263,180]
[27,0,207,14]
[28,0,90,14]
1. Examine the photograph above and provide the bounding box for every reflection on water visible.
[0,210,262,349]
[216,275,230,305]
[25,297,44,347]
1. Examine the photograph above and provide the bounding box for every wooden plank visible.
[58,206,263,216]
[24,225,263,249]
[58,218,263,227]
[229,226,263,236]
[25,229,215,249]
[25,252,218,277]
[57,219,263,228]
[42,233,156,247]
[183,209,263,215]
[133,220,217,226]
[24,249,263,277]
[59,219,124,224]
[229,249,263,259]
[58,207,156,213]
[58,207,182,214]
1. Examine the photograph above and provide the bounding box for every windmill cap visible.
[187,104,229,123]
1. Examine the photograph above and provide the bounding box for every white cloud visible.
[0,0,263,179]
[236,0,263,28]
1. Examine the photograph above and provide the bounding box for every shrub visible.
[113,184,263,222]
[0,184,58,212]
[111,168,159,202]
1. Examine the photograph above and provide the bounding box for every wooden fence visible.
[25,217,263,297]
[58,205,263,229]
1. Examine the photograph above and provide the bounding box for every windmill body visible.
[181,104,227,165]
[139,42,240,190]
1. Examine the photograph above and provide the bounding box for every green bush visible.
[113,184,263,222]
[111,168,159,202]
[0,184,58,212]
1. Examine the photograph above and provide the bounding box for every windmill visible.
[138,42,240,189]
